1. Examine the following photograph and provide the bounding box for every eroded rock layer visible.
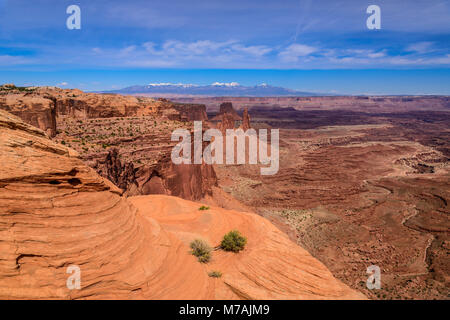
[0,109,364,300]
[0,85,183,137]
[0,86,217,200]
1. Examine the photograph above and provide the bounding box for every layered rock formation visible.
[241,107,251,131]
[214,107,450,300]
[0,89,57,137]
[93,146,217,200]
[211,102,242,121]
[174,96,450,113]
[0,109,364,300]
[54,113,217,200]
[0,85,179,137]
[0,85,218,201]
[217,112,237,133]
[172,103,208,121]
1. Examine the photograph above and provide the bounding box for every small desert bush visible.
[220,230,247,253]
[208,271,222,278]
[190,239,211,263]
[199,205,210,211]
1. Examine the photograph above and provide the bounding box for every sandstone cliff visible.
[0,86,218,201]
[211,102,242,121]
[173,103,208,121]
[0,109,365,299]
[0,91,57,137]
[0,86,177,137]
[241,107,251,131]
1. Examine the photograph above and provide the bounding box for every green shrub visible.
[190,239,211,263]
[199,205,210,211]
[208,271,222,278]
[220,230,247,253]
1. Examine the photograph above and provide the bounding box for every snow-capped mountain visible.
[104,83,319,97]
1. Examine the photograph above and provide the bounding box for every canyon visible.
[211,105,449,300]
[0,108,363,299]
[0,84,215,201]
[1,84,448,300]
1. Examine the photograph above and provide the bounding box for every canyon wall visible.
[172,103,208,121]
[0,86,218,201]
[0,109,365,299]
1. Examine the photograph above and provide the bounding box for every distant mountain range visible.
[103,82,321,97]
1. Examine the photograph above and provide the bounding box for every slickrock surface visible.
[0,109,364,300]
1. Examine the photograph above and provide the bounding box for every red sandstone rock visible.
[0,93,57,137]
[218,112,236,133]
[241,107,251,131]
[0,108,365,300]
[173,103,208,121]
[211,102,242,121]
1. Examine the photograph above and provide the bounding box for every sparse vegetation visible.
[220,230,247,253]
[190,239,211,263]
[208,271,222,278]
[0,84,35,92]
[199,205,210,211]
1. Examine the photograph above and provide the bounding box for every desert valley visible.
[0,83,448,300]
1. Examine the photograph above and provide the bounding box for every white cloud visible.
[5,37,449,69]
[368,51,386,59]
[0,55,31,65]
[230,44,272,56]
[161,40,236,56]
[278,44,317,62]
[58,82,68,86]
[406,42,435,54]
[119,45,137,56]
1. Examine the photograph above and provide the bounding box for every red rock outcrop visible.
[211,102,242,121]
[241,107,251,131]
[0,86,218,201]
[0,86,187,137]
[173,96,450,113]
[54,114,217,201]
[0,91,57,137]
[0,108,365,300]
[94,146,217,200]
[217,112,236,134]
[173,103,208,121]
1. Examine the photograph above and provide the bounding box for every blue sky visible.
[0,0,449,94]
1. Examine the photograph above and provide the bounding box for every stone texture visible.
[173,103,208,121]
[241,107,251,131]
[0,93,57,137]
[0,108,365,300]
[0,86,218,201]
